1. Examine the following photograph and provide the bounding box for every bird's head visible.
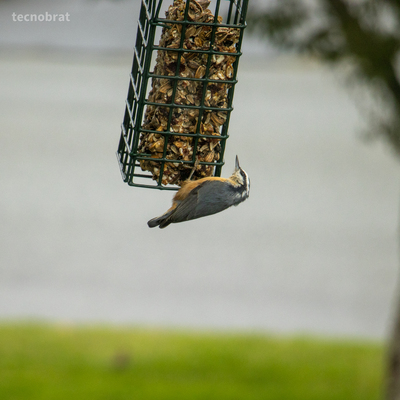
[230,156,250,198]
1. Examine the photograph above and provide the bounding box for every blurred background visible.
[1,0,399,341]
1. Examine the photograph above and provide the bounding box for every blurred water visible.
[0,0,399,339]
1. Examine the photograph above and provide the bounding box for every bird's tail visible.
[147,209,174,229]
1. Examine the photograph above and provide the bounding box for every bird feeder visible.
[116,0,249,190]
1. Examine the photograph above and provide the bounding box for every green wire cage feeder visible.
[116,0,249,190]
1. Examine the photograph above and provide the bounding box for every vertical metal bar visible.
[133,4,158,172]
[158,0,192,186]
[215,0,248,177]
[192,0,223,174]
[120,9,144,182]
[155,0,164,18]
[226,0,234,24]
[214,0,222,20]
[234,0,242,25]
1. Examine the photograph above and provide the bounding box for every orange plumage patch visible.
[174,177,229,202]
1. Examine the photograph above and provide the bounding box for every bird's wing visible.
[170,185,201,222]
[171,181,232,222]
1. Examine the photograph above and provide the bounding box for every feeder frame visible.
[116,0,249,190]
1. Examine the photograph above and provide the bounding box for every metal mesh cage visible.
[117,0,249,190]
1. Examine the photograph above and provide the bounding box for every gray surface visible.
[0,50,399,339]
[1,0,399,339]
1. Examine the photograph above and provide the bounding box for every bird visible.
[147,155,250,228]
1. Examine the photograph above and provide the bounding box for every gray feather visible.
[170,181,239,223]
[147,208,175,228]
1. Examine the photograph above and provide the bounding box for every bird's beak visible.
[235,155,240,170]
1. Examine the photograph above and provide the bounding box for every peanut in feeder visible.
[117,0,249,190]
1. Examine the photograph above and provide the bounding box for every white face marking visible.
[231,167,249,199]
[241,169,250,197]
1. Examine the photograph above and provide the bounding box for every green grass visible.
[0,322,384,400]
